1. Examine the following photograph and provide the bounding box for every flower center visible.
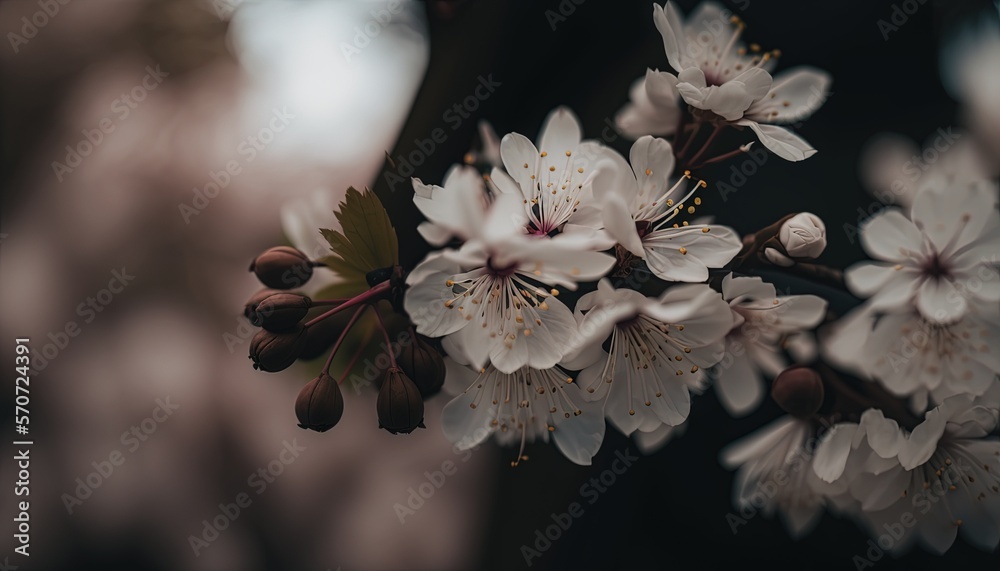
[921,253,951,280]
[587,316,697,419]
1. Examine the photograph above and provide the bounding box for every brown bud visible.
[398,335,445,397]
[244,288,279,320]
[295,372,344,432]
[249,246,314,289]
[249,292,312,331]
[376,367,425,434]
[249,324,308,372]
[771,366,825,419]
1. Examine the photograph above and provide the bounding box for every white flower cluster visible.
[405,2,832,467]
[394,0,1000,557]
[720,5,1000,555]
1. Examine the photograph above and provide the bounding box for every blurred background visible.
[0,0,997,569]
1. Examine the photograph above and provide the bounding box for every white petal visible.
[747,66,831,124]
[731,67,773,101]
[812,422,857,483]
[845,262,904,297]
[603,192,644,256]
[404,274,468,337]
[856,409,902,458]
[442,385,495,450]
[713,348,765,416]
[551,392,606,466]
[722,273,776,302]
[911,183,998,253]
[721,416,799,468]
[629,135,676,205]
[537,106,583,157]
[915,278,968,323]
[736,120,817,161]
[489,295,578,373]
[645,68,681,108]
[499,132,538,202]
[652,2,683,72]
[859,209,924,263]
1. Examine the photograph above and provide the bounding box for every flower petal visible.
[736,119,817,161]
[653,2,684,72]
[812,422,858,483]
[603,192,645,256]
[537,106,583,157]
[747,66,831,124]
[859,208,924,263]
[713,348,765,416]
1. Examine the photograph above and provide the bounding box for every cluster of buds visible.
[243,246,445,435]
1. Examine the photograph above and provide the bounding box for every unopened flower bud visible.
[295,372,344,432]
[398,335,446,397]
[377,367,425,434]
[779,212,826,260]
[249,292,312,331]
[249,324,308,372]
[249,246,314,289]
[771,366,825,419]
[244,288,279,320]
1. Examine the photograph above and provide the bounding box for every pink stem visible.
[686,124,723,166]
[322,305,368,374]
[304,280,391,328]
[689,146,747,169]
[677,121,702,159]
[337,326,373,385]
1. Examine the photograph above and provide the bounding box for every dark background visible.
[2,0,996,569]
[376,1,997,570]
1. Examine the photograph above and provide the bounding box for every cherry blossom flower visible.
[594,135,742,281]
[713,274,827,416]
[405,194,615,373]
[823,300,999,408]
[490,106,621,242]
[440,355,605,466]
[637,2,831,161]
[562,279,733,435]
[845,181,1000,324]
[722,416,840,538]
[813,394,1000,554]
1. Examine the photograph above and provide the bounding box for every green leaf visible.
[319,187,399,278]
